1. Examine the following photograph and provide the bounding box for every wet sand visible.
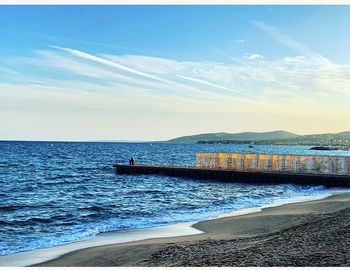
[36,192,350,267]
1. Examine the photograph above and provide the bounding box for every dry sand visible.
[36,192,350,267]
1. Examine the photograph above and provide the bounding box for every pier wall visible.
[196,152,350,175]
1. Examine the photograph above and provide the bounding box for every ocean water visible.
[0,141,349,256]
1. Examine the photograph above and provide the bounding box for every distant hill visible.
[166,130,299,144]
[166,130,350,145]
[265,131,350,146]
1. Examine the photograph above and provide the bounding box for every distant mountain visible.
[166,130,299,144]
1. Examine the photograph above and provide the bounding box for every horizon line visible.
[1,129,350,143]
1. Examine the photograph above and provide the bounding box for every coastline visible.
[0,191,348,267]
[0,221,203,267]
[33,191,350,267]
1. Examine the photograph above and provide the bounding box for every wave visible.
[0,205,41,211]
[1,142,350,257]
[1,187,350,257]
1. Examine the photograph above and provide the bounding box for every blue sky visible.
[2,6,350,62]
[1,6,350,140]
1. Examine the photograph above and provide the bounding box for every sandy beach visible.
[35,192,350,267]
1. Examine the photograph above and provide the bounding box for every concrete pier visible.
[196,152,350,175]
[114,164,350,187]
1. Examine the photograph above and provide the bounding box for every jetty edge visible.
[114,152,350,187]
[113,164,350,187]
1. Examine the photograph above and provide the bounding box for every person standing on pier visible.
[129,157,135,165]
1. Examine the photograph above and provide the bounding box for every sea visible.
[1,141,350,257]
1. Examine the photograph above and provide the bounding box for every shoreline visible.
[37,191,350,267]
[0,221,203,267]
[0,191,350,266]
[0,191,349,266]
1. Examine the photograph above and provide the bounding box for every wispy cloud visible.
[2,42,350,140]
[3,44,350,102]
[251,21,350,96]
[177,74,254,98]
[50,46,250,99]
[246,54,264,60]
[252,20,332,66]
[253,21,314,56]
[51,46,174,84]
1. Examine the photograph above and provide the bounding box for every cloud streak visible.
[3,42,350,103]
[252,20,333,66]
[50,46,252,99]
[1,40,350,140]
[253,21,315,56]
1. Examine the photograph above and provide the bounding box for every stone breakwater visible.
[196,152,350,175]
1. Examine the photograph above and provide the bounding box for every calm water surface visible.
[0,141,349,256]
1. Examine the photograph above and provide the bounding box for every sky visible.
[1,5,350,141]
